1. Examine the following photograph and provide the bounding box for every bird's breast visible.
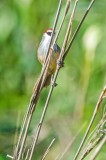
[37,37,60,75]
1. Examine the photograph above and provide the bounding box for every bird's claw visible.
[57,59,64,68]
[51,81,58,87]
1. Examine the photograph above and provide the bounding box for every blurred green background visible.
[0,0,106,159]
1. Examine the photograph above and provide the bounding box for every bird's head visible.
[44,28,55,37]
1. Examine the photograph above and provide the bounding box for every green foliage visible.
[0,0,106,159]
[0,155,6,160]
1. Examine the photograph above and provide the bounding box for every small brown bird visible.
[37,28,61,87]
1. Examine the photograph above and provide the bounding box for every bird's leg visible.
[51,74,58,87]
[57,59,64,68]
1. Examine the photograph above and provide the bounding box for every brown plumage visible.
[33,28,60,92]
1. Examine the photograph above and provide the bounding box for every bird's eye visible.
[47,32,52,36]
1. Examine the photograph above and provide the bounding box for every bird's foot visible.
[51,81,58,87]
[51,76,58,87]
[57,59,64,68]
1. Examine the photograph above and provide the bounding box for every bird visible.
[37,28,61,88]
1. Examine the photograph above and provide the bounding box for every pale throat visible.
[39,33,54,57]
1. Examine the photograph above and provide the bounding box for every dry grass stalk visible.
[90,135,106,160]
[73,84,106,160]
[25,149,30,160]
[52,0,71,50]
[41,138,55,160]
[81,135,104,160]
[64,0,96,60]
[56,123,86,160]
[80,113,106,160]
[7,155,14,159]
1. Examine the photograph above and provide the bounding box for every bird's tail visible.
[29,74,52,113]
[32,74,52,94]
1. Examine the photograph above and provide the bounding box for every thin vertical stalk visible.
[73,85,106,160]
[44,0,63,64]
[41,138,55,160]
[63,0,96,60]
[13,108,29,159]
[57,123,86,160]
[16,92,40,160]
[53,0,72,46]
[90,135,106,160]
